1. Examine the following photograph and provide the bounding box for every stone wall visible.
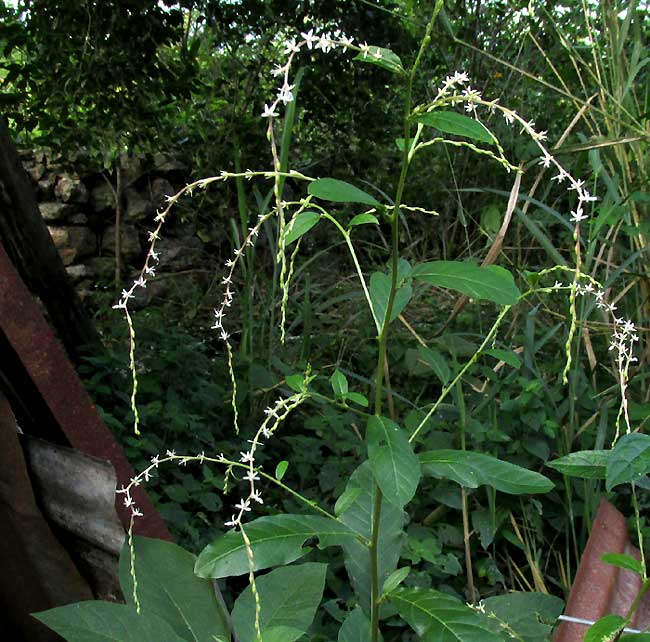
[20,151,206,299]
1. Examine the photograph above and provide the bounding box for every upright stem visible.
[369,6,443,641]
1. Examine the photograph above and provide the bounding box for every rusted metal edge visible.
[0,242,170,540]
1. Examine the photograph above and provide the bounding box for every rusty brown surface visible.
[555,499,648,642]
[0,242,170,541]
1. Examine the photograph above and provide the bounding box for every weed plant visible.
[36,5,649,642]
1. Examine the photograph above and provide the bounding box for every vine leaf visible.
[546,450,609,479]
[232,563,327,642]
[370,272,412,329]
[584,614,626,642]
[412,261,520,305]
[389,587,506,642]
[195,514,356,579]
[419,450,553,495]
[308,178,380,206]
[601,552,644,576]
[284,210,320,246]
[354,46,405,75]
[415,110,495,144]
[367,415,421,507]
[606,433,650,490]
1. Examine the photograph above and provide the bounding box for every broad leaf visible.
[331,369,349,398]
[412,261,520,305]
[546,450,609,479]
[232,563,326,642]
[195,514,356,579]
[370,271,412,329]
[420,450,554,494]
[482,592,564,642]
[482,348,522,369]
[349,213,380,227]
[389,587,506,642]
[354,46,405,75]
[415,110,495,144]
[607,433,650,490]
[346,391,369,407]
[417,346,451,383]
[119,536,230,642]
[284,211,320,246]
[338,462,405,614]
[34,602,190,642]
[601,552,644,575]
[584,614,626,642]
[338,607,378,642]
[275,460,289,480]
[308,178,380,206]
[367,415,421,507]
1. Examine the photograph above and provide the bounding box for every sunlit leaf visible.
[415,110,495,144]
[354,46,405,75]
[308,178,380,206]
[601,553,644,576]
[284,210,320,246]
[584,614,626,642]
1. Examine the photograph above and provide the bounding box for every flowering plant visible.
[35,4,644,642]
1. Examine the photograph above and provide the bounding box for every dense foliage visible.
[3,1,650,641]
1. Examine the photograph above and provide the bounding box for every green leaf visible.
[331,369,349,398]
[481,348,522,369]
[546,450,609,479]
[283,210,320,246]
[338,462,405,614]
[607,433,650,490]
[417,346,451,383]
[34,602,191,642]
[419,450,554,495]
[195,514,356,579]
[349,213,380,227]
[308,178,380,206]
[412,261,520,305]
[119,537,230,642]
[275,460,289,481]
[395,138,413,153]
[601,552,644,575]
[334,486,362,516]
[367,415,421,507]
[621,635,650,642]
[382,566,411,594]
[370,272,412,329]
[338,607,379,642]
[482,592,564,642]
[415,110,495,144]
[285,374,305,392]
[232,563,326,642]
[345,391,369,407]
[389,587,506,642]
[584,614,627,642]
[354,46,405,75]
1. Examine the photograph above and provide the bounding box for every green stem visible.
[369,6,443,641]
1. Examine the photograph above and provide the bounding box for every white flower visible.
[261,103,279,118]
[151,455,160,466]
[538,152,553,168]
[134,276,147,288]
[251,490,264,504]
[132,507,143,517]
[243,470,260,482]
[144,265,156,276]
[339,34,354,47]
[569,178,585,191]
[240,451,254,464]
[271,65,285,77]
[283,37,299,54]
[503,110,516,125]
[278,84,295,104]
[166,449,176,458]
[300,29,318,48]
[569,208,588,223]
[124,496,134,508]
[225,514,239,527]
[121,289,135,300]
[551,169,568,183]
[149,249,160,261]
[359,41,370,58]
[235,498,251,512]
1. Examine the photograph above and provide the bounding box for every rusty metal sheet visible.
[0,242,170,540]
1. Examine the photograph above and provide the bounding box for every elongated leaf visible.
[601,553,644,575]
[34,602,190,642]
[338,462,405,614]
[331,369,348,398]
[354,46,405,75]
[284,211,320,246]
[338,607,379,642]
[308,178,380,206]
[370,272,412,329]
[415,111,495,144]
[382,567,411,594]
[367,415,421,507]
[482,592,564,642]
[195,514,356,579]
[419,450,554,495]
[482,348,522,369]
[349,213,379,227]
[412,261,520,305]
[119,537,230,642]
[346,391,369,407]
[546,450,609,479]
[585,614,626,642]
[607,433,650,490]
[232,563,326,642]
[389,587,506,642]
[417,346,451,383]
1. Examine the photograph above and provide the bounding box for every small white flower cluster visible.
[262,26,369,121]
[225,390,308,528]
